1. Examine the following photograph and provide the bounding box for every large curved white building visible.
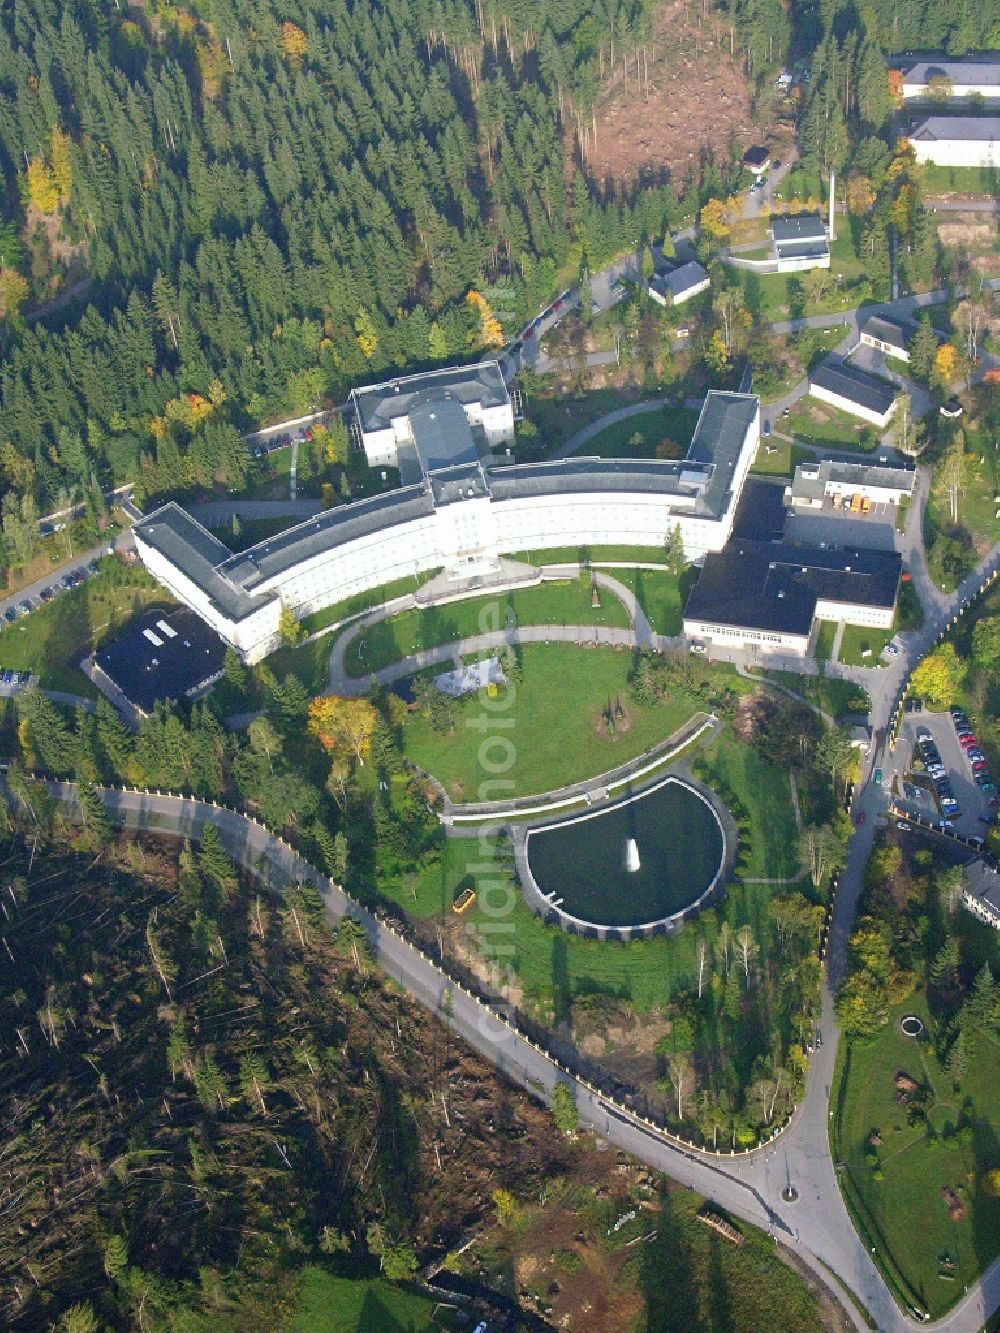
[133,364,760,664]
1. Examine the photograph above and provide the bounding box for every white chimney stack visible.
[829,171,836,242]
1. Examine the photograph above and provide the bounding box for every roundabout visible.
[517,774,728,937]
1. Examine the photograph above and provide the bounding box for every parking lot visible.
[892,710,996,842]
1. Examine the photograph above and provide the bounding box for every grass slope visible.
[290,1268,446,1332]
[401,642,696,799]
[837,996,1000,1319]
[344,576,631,676]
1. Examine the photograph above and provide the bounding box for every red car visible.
[960,734,977,748]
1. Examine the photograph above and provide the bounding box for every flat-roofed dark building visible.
[95,607,227,715]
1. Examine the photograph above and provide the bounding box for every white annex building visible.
[785,458,916,509]
[134,364,761,664]
[907,117,1000,167]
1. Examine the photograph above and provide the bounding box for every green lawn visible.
[525,386,663,449]
[401,642,699,800]
[925,430,1000,557]
[750,435,814,477]
[836,995,1000,1320]
[760,670,870,720]
[343,576,632,676]
[290,1267,447,1331]
[838,621,897,668]
[782,397,881,451]
[736,234,871,322]
[814,619,837,664]
[575,407,698,460]
[299,571,441,638]
[919,163,1000,197]
[610,567,686,635]
[0,560,173,696]
[691,730,800,879]
[511,544,670,567]
[395,835,777,1017]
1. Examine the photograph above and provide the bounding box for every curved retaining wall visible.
[518,774,728,940]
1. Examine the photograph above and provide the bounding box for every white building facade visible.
[901,62,1000,102]
[908,117,1000,167]
[134,385,760,664]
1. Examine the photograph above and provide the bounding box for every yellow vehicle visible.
[862,496,871,514]
[453,886,476,914]
[850,493,862,513]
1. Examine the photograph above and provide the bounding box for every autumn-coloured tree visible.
[466,289,504,348]
[932,342,958,388]
[281,22,308,64]
[0,269,28,320]
[846,175,875,216]
[699,197,730,241]
[910,644,963,708]
[307,696,377,766]
[887,69,904,105]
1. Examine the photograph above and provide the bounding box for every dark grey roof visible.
[650,261,709,300]
[860,312,919,351]
[771,214,828,243]
[775,238,831,261]
[903,61,1000,89]
[731,477,788,542]
[134,504,268,623]
[743,146,770,167]
[409,397,480,474]
[964,859,1000,919]
[96,607,226,714]
[686,391,759,518]
[486,457,709,503]
[430,463,490,506]
[810,359,896,416]
[909,116,1000,141]
[789,458,915,502]
[684,539,901,635]
[350,361,509,434]
[220,486,435,591]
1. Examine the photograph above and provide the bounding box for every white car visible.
[884,642,900,657]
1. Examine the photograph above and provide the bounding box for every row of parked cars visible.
[2,560,99,625]
[915,726,961,822]
[950,706,998,819]
[248,424,317,461]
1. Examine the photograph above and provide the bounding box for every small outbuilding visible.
[743,146,771,176]
[859,312,925,363]
[647,261,711,307]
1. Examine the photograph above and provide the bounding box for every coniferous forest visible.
[0,0,680,521]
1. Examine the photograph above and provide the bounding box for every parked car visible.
[897,820,912,831]
[950,705,967,720]
[916,726,932,740]
[18,601,31,615]
[884,643,900,657]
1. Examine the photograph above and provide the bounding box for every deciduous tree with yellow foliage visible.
[280,22,308,64]
[307,696,377,766]
[466,290,504,349]
[25,128,72,215]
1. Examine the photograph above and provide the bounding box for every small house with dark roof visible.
[648,261,710,307]
[809,359,898,428]
[743,145,771,176]
[860,312,926,363]
[769,214,830,272]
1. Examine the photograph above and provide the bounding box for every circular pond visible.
[524,776,726,930]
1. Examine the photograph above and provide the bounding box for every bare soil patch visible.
[584,1,752,184]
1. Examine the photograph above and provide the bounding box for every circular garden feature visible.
[900,1015,925,1039]
[524,776,726,932]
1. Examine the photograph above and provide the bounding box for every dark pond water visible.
[525,778,724,928]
